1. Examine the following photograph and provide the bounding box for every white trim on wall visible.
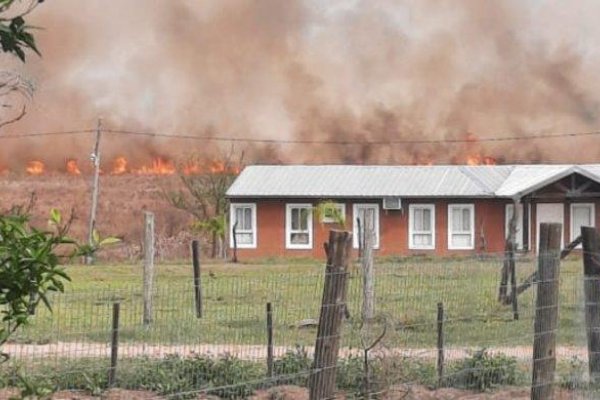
[229,203,257,249]
[408,204,435,250]
[505,203,524,250]
[570,203,596,245]
[447,204,475,250]
[352,204,380,249]
[285,203,313,250]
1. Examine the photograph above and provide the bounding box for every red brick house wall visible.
[228,167,600,259]
[232,198,514,259]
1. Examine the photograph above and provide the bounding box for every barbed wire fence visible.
[1,227,599,398]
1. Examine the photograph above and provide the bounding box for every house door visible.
[536,203,564,252]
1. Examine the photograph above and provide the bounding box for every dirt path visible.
[1,342,589,361]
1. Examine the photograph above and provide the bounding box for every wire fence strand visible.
[0,252,598,398]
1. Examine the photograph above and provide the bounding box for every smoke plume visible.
[2,0,600,168]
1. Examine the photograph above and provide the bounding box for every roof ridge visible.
[457,166,498,194]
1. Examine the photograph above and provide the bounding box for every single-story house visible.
[225,164,600,258]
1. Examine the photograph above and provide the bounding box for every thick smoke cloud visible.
[2,0,600,169]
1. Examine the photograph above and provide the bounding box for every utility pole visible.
[86,119,102,265]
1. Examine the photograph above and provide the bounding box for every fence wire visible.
[0,252,596,399]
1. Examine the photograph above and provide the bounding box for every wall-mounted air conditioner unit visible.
[383,197,402,210]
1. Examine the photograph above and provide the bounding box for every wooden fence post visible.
[510,244,519,320]
[232,221,238,263]
[192,240,203,318]
[266,302,274,378]
[437,302,444,387]
[582,226,600,384]
[143,211,155,326]
[309,230,352,400]
[357,218,363,261]
[531,223,562,400]
[108,302,120,387]
[362,209,375,321]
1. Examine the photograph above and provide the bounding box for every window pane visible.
[236,232,253,244]
[422,209,431,231]
[243,208,252,229]
[235,208,244,229]
[291,232,309,244]
[462,209,471,230]
[414,233,432,246]
[452,209,462,231]
[291,208,299,230]
[414,209,423,230]
[300,208,308,231]
[452,233,471,248]
[574,206,591,228]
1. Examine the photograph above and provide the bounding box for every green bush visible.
[336,355,365,395]
[337,354,388,398]
[386,357,437,387]
[559,356,587,390]
[447,349,518,391]
[272,346,312,386]
[117,355,202,398]
[0,210,75,352]
[209,354,264,399]
[118,354,265,399]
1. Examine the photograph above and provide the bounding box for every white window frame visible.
[285,203,313,250]
[229,203,257,249]
[447,204,475,250]
[570,203,595,244]
[409,204,435,250]
[320,203,346,224]
[505,203,524,250]
[352,204,380,249]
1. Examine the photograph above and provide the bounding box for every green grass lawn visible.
[10,255,589,350]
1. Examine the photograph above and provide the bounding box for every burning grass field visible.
[0,173,195,260]
[7,256,588,352]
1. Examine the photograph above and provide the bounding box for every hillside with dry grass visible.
[0,174,196,261]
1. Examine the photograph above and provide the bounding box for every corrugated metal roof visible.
[227,164,600,199]
[494,165,573,197]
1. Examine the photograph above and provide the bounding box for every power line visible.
[0,129,94,139]
[103,128,600,145]
[1,126,600,145]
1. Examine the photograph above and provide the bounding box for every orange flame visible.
[111,156,128,175]
[132,157,176,175]
[26,160,45,175]
[13,156,241,176]
[466,155,497,165]
[209,160,225,173]
[183,165,201,175]
[66,159,81,175]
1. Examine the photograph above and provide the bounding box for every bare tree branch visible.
[0,103,24,128]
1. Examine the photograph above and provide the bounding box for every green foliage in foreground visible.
[0,351,531,399]
[0,0,41,62]
[445,349,519,391]
[0,210,75,353]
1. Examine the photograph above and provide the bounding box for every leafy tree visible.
[0,0,43,128]
[0,0,42,61]
[0,208,77,361]
[315,200,347,228]
[165,151,242,258]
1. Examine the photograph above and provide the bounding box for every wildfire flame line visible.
[13,157,241,176]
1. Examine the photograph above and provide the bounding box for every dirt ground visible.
[0,385,585,400]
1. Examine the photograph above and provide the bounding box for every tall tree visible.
[165,150,242,258]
